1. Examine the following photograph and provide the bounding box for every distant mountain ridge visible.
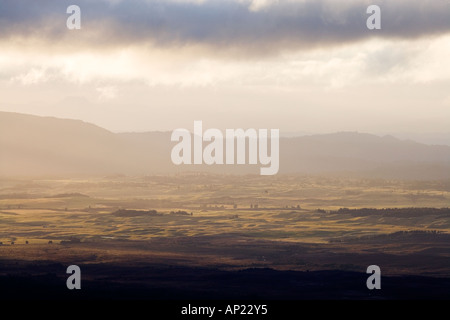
[1,111,449,179]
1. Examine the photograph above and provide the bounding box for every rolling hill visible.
[1,111,449,179]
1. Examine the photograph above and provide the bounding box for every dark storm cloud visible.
[1,0,449,53]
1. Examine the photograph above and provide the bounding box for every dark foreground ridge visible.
[0,261,449,300]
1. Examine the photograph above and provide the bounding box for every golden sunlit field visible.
[1,174,449,281]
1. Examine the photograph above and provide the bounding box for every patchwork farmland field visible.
[0,174,449,299]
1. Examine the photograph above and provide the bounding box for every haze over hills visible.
[1,111,450,179]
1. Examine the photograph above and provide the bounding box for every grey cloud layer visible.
[1,0,449,52]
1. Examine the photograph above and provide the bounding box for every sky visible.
[0,0,450,139]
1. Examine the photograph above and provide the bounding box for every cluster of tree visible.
[331,207,450,217]
[200,204,226,209]
[112,209,160,217]
[0,240,55,245]
[330,230,449,243]
[284,205,301,210]
[169,210,193,216]
[60,237,82,245]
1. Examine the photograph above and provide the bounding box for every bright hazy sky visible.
[1,0,450,135]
